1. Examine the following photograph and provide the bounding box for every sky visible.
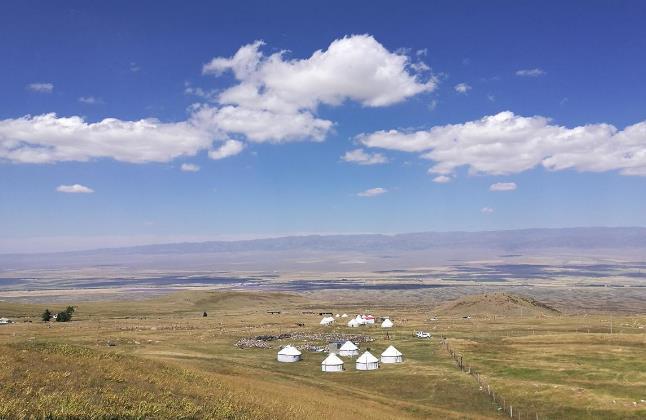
[1,1,646,252]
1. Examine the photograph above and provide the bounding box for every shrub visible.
[41,309,52,322]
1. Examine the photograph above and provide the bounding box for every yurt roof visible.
[341,314,348,317]
[381,345,402,357]
[278,345,302,356]
[356,351,379,363]
[322,353,344,365]
[339,340,358,351]
[381,319,394,327]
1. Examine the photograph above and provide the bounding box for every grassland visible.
[0,290,645,419]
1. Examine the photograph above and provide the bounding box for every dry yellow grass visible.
[0,290,644,419]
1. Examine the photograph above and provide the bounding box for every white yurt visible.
[381,318,394,328]
[355,315,366,326]
[321,353,344,372]
[356,351,380,370]
[335,314,340,318]
[338,340,359,357]
[347,318,359,327]
[363,315,375,325]
[277,345,302,362]
[341,313,348,318]
[380,345,404,363]
[320,316,335,326]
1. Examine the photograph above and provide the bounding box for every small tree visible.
[41,309,52,322]
[65,306,75,316]
[56,311,71,322]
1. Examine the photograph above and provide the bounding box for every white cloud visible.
[208,139,245,160]
[78,96,104,105]
[454,83,471,94]
[432,175,451,184]
[27,83,53,93]
[180,163,200,172]
[357,187,387,197]
[0,113,212,164]
[201,35,435,143]
[516,68,545,77]
[130,62,140,72]
[1,35,433,165]
[490,182,517,191]
[56,184,94,193]
[198,105,332,143]
[428,99,438,111]
[204,35,435,110]
[358,111,646,177]
[184,84,218,102]
[481,207,494,214]
[342,148,387,165]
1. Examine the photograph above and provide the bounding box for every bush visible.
[54,306,75,322]
[41,309,52,322]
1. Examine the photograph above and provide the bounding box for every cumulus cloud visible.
[1,35,432,165]
[204,35,435,111]
[56,184,94,193]
[490,182,517,191]
[27,82,53,93]
[342,148,387,165]
[516,68,545,77]
[181,163,200,172]
[358,111,646,177]
[454,83,471,94]
[481,207,494,214]
[357,187,387,197]
[0,113,212,164]
[208,139,245,160]
[432,175,451,184]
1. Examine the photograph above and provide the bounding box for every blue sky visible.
[1,1,646,252]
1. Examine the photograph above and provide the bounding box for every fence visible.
[441,338,541,419]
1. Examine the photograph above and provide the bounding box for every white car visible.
[415,331,431,339]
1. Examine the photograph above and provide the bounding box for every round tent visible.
[355,315,366,326]
[320,316,335,326]
[381,318,394,328]
[321,353,344,372]
[341,313,348,318]
[338,340,359,357]
[380,345,403,363]
[355,351,379,371]
[277,345,302,363]
[335,314,340,318]
[347,318,360,327]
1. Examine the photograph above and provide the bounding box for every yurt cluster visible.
[277,314,402,373]
[320,313,394,328]
[278,341,404,372]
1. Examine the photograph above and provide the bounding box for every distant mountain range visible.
[3,227,646,270]
[66,227,646,254]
